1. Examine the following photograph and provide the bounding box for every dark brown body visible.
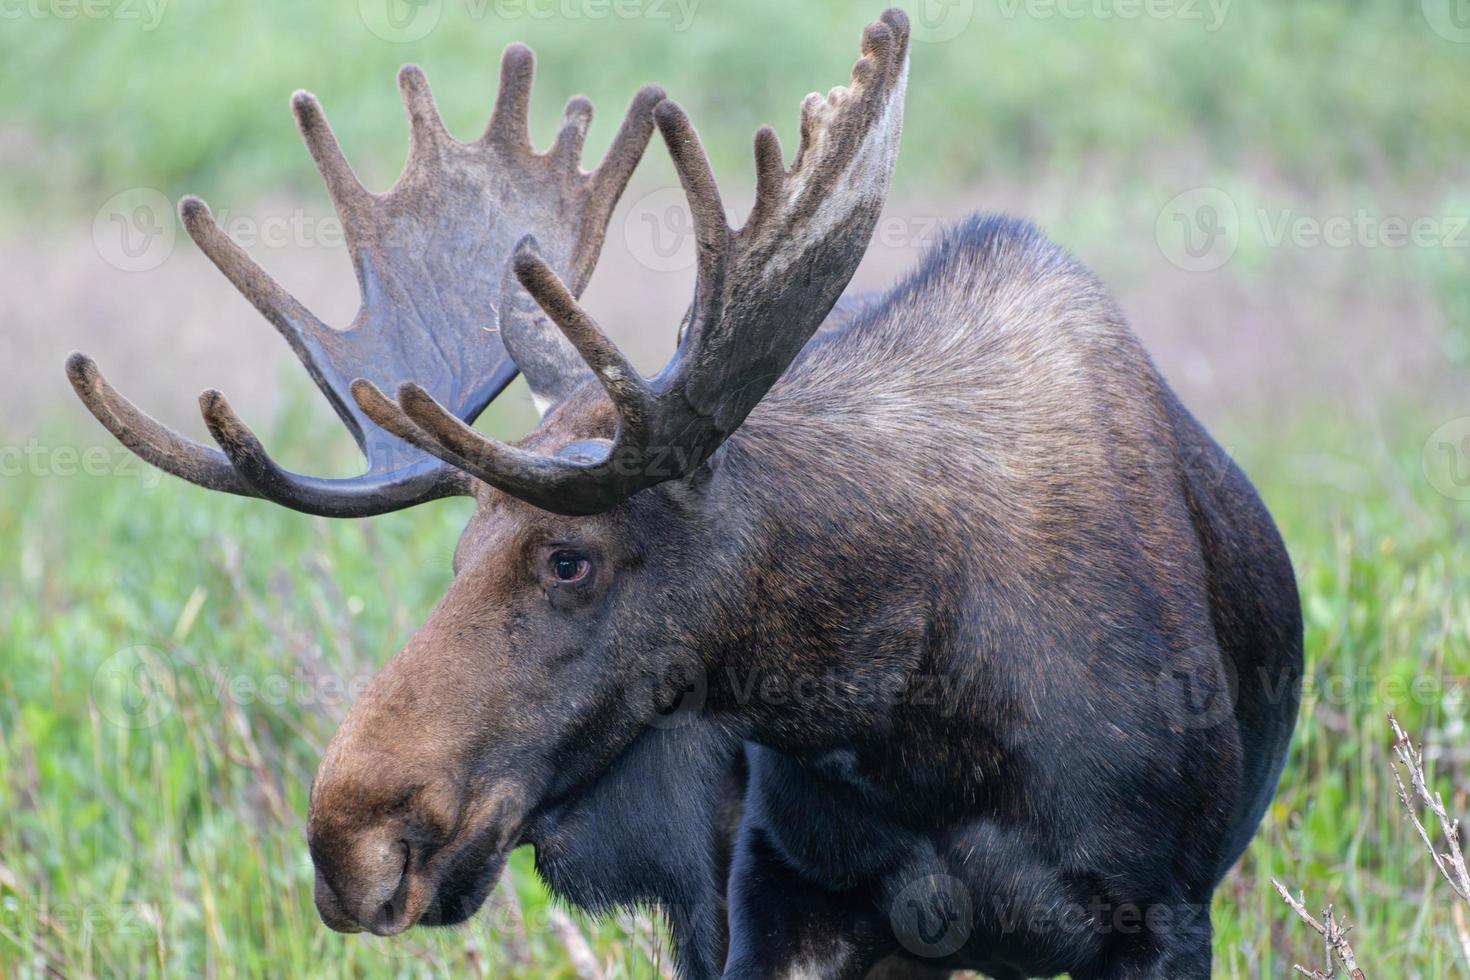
[513,215,1302,978]
[68,16,1300,976]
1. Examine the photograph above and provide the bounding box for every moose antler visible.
[357,8,910,516]
[67,49,663,517]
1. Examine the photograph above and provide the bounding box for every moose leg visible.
[722,825,888,980]
[1084,901,1212,980]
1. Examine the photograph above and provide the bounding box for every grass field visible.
[4,0,1470,977]
[3,408,1469,978]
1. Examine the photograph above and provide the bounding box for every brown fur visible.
[309,215,1301,980]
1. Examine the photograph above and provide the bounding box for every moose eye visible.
[551,551,591,584]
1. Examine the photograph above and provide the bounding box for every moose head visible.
[69,10,911,937]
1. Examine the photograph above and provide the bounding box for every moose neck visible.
[693,326,970,758]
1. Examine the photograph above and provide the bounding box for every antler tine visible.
[198,387,291,479]
[350,379,506,481]
[391,383,586,499]
[66,353,468,515]
[291,90,373,217]
[195,388,472,514]
[512,242,653,422]
[66,352,253,495]
[398,65,451,163]
[587,83,666,198]
[484,43,536,153]
[548,96,594,170]
[747,126,789,234]
[653,101,732,291]
[179,197,329,354]
[348,378,432,446]
[570,82,666,291]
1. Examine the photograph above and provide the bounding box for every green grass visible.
[2,400,1469,977]
[5,0,1470,975]
[1214,411,1470,977]
[2,0,1469,219]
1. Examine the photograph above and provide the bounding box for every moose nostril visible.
[363,840,413,936]
[311,832,416,935]
[373,899,404,936]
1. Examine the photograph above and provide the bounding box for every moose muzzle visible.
[307,715,528,935]
[304,599,532,936]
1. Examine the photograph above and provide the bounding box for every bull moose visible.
[67,8,1302,978]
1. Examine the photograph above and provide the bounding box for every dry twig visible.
[1270,879,1367,980]
[1389,714,1470,967]
[487,877,533,969]
[548,905,606,980]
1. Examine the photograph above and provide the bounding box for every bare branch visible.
[487,878,532,969]
[1271,879,1367,980]
[1389,715,1470,900]
[547,906,605,980]
[1389,714,1470,970]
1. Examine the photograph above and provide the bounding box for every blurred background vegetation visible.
[2,0,1469,976]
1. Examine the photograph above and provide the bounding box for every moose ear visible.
[553,438,615,466]
[662,453,722,511]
